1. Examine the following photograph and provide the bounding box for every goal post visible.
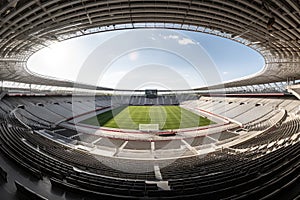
[139,124,159,132]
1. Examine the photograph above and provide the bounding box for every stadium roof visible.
[0,0,299,90]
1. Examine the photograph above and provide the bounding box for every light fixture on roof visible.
[232,30,250,39]
[4,0,19,15]
[87,13,92,24]
[7,0,19,8]
[251,41,261,45]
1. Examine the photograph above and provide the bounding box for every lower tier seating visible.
[0,119,299,199]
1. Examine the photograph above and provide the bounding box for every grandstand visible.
[0,1,300,200]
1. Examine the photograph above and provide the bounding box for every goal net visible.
[139,124,159,132]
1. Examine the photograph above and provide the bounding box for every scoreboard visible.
[145,89,157,98]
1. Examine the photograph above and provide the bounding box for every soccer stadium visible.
[0,1,299,200]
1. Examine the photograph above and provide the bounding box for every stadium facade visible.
[0,1,299,199]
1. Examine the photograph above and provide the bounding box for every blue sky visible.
[27,29,264,90]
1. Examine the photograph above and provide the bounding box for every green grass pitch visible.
[80,106,215,130]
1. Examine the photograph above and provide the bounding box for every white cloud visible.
[163,34,179,40]
[169,35,179,39]
[223,71,229,75]
[162,34,195,45]
[178,38,195,45]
